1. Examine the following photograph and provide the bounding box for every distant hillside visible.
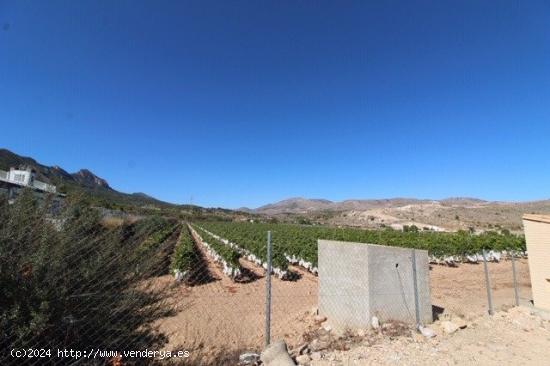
[72,169,111,189]
[254,197,436,214]
[0,148,178,209]
[253,196,550,232]
[256,197,335,214]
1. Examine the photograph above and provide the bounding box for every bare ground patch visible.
[154,259,532,364]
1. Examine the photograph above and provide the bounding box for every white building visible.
[0,167,57,194]
[7,167,33,185]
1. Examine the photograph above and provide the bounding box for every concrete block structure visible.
[318,240,432,328]
[523,214,550,312]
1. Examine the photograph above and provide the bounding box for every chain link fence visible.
[1,192,533,365]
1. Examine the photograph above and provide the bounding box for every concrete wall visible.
[367,244,432,324]
[523,215,550,312]
[318,240,371,328]
[318,240,432,329]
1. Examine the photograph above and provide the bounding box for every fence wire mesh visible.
[0,191,534,365]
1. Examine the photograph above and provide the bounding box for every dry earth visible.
[259,197,550,232]
[327,201,550,232]
[309,307,550,366]
[154,257,532,364]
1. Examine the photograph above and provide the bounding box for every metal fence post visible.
[264,231,272,347]
[511,251,520,306]
[482,249,494,315]
[411,249,421,329]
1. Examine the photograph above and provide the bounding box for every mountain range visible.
[247,196,550,232]
[248,197,488,215]
[0,148,177,209]
[3,148,549,231]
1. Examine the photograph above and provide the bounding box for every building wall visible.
[0,168,56,194]
[318,240,432,329]
[7,168,32,185]
[523,216,550,311]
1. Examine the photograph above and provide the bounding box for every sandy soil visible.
[430,259,532,318]
[153,245,532,364]
[311,306,550,365]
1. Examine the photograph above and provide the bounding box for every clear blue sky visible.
[1,1,549,208]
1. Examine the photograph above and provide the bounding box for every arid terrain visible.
[154,258,532,364]
[249,197,550,232]
[311,306,550,365]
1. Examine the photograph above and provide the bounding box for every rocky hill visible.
[0,148,177,209]
[254,197,550,232]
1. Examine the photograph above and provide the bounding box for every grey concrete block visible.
[318,240,432,328]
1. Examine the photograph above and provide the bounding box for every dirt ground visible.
[311,306,550,365]
[430,259,532,317]
[154,253,532,364]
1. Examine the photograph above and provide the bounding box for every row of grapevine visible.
[197,222,526,272]
[190,225,243,280]
[135,219,179,256]
[170,225,198,281]
[195,223,290,279]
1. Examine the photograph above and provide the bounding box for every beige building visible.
[523,214,550,311]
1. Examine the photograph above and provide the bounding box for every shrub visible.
[0,191,172,364]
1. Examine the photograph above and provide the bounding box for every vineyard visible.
[193,223,290,279]
[191,225,243,280]
[170,225,198,281]
[196,221,526,275]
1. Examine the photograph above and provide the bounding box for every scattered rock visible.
[316,328,331,340]
[331,326,347,339]
[356,328,367,337]
[310,352,322,361]
[412,331,425,343]
[453,317,468,329]
[239,352,260,365]
[321,322,332,332]
[309,339,330,351]
[419,326,436,338]
[295,354,310,365]
[260,340,296,366]
[371,316,380,329]
[314,315,327,324]
[441,321,459,334]
[290,343,308,357]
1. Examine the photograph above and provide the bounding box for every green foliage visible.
[198,221,526,268]
[197,222,289,271]
[194,226,241,269]
[171,225,198,273]
[403,225,419,233]
[0,191,171,363]
[135,216,178,255]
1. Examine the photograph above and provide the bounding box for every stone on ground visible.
[371,316,380,329]
[419,326,436,338]
[441,321,459,334]
[295,354,310,365]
